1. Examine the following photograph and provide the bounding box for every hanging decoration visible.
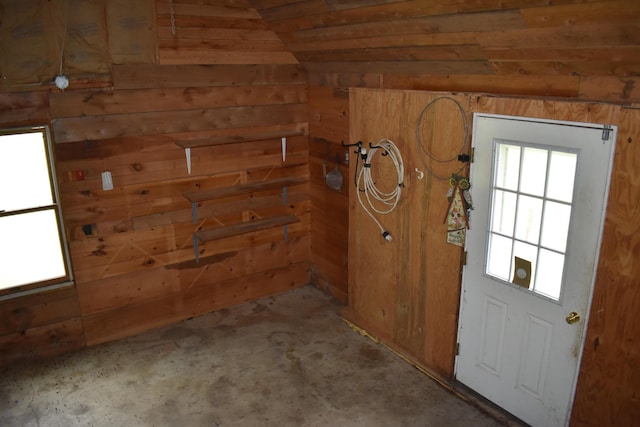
[414,96,473,245]
[445,176,473,247]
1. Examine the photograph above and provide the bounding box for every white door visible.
[455,114,616,427]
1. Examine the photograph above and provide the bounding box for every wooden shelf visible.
[194,215,300,242]
[183,176,307,203]
[176,130,304,175]
[174,130,304,149]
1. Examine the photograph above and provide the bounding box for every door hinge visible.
[455,342,460,356]
[602,125,613,142]
[462,251,467,266]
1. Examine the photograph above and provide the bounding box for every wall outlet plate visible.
[101,171,113,191]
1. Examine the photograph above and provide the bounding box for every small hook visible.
[415,168,424,180]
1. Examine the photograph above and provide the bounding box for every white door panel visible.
[456,114,616,427]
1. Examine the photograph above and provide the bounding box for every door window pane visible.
[520,147,548,196]
[494,142,520,191]
[486,141,577,301]
[541,202,571,252]
[547,152,577,202]
[515,195,543,244]
[487,233,512,281]
[491,190,517,236]
[535,250,565,300]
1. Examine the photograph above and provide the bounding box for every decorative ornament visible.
[445,175,473,247]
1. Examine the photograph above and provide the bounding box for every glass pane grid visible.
[486,141,577,301]
[0,128,70,291]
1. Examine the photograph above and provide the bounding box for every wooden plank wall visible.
[248,1,640,424]
[0,0,310,362]
[345,90,470,378]
[344,88,640,425]
[474,96,640,427]
[251,0,640,305]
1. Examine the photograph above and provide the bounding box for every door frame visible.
[454,112,617,425]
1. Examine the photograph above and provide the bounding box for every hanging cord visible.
[356,138,405,242]
[415,96,469,181]
[169,0,177,36]
[58,0,69,76]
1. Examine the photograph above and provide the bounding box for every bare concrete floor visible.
[0,285,505,427]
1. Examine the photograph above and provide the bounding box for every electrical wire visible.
[415,96,469,181]
[169,0,177,36]
[356,138,404,241]
[58,0,69,77]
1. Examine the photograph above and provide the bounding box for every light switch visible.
[101,171,113,191]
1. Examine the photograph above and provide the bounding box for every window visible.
[485,139,578,301]
[0,127,72,295]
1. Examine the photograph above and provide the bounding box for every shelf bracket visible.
[193,235,199,264]
[281,137,287,162]
[191,202,197,224]
[185,147,192,175]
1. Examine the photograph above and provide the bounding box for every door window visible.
[485,140,578,301]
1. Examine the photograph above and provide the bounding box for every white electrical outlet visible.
[101,171,113,191]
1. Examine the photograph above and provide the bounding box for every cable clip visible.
[457,153,471,163]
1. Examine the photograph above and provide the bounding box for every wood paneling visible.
[0,1,637,423]
[0,287,81,336]
[0,287,85,366]
[308,85,350,301]
[0,319,85,367]
[570,107,640,427]
[251,0,640,103]
[329,87,640,426]
[47,0,311,345]
[244,3,640,423]
[0,0,311,366]
[346,89,470,378]
[157,0,298,64]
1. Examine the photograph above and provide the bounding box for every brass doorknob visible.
[566,312,581,324]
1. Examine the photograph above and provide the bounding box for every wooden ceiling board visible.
[248,0,639,88]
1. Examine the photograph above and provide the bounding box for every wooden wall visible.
[0,0,310,362]
[252,0,640,303]
[342,89,640,425]
[0,0,637,424]
[249,1,640,425]
[345,90,470,379]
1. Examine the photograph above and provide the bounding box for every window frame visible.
[0,125,74,298]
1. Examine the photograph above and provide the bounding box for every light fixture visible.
[54,75,69,90]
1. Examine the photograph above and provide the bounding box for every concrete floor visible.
[0,285,506,427]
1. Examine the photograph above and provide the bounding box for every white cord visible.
[59,0,69,76]
[169,0,177,36]
[356,138,404,241]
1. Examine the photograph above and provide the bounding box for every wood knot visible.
[140,189,149,196]
[91,245,107,256]
[132,163,143,172]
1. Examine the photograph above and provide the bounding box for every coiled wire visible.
[356,138,404,240]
